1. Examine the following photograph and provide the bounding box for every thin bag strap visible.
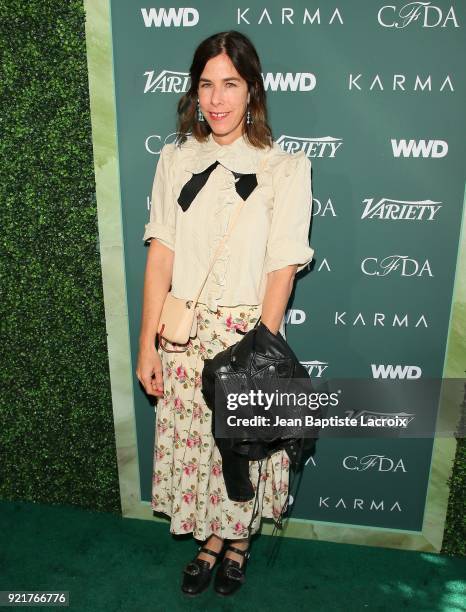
[191,156,267,306]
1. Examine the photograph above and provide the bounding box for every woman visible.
[136,30,314,597]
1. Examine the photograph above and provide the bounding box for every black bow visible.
[177,160,258,212]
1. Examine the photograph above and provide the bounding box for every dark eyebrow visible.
[199,77,241,83]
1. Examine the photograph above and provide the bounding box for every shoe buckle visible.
[225,565,244,582]
[183,561,201,576]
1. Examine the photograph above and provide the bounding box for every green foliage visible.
[0,0,120,513]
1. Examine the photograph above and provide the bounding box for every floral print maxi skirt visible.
[151,302,290,541]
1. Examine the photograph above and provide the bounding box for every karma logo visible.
[236,6,344,26]
[348,73,454,92]
[334,311,429,328]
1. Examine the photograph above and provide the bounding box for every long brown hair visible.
[176,31,273,149]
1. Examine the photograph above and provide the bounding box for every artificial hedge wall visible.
[0,0,464,555]
[0,0,121,514]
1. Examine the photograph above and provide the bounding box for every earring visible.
[197,99,205,122]
[246,107,253,125]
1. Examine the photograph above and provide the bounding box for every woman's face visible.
[197,53,250,144]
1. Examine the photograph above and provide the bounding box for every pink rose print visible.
[157,421,168,435]
[233,521,246,535]
[193,404,202,420]
[186,433,201,448]
[209,493,221,505]
[194,373,202,388]
[225,314,248,333]
[175,365,188,383]
[210,520,221,533]
[183,462,198,476]
[155,447,165,461]
[181,518,194,532]
[153,473,162,485]
[182,491,196,504]
[174,397,185,414]
[281,455,290,468]
[174,429,181,445]
[211,463,222,477]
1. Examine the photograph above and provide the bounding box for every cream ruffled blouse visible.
[143,132,314,312]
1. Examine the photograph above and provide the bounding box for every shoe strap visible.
[227,544,250,557]
[198,545,221,558]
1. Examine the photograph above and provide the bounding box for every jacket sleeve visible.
[142,143,176,250]
[264,151,314,274]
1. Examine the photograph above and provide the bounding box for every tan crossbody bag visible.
[157,195,247,353]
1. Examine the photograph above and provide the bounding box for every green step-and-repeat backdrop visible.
[85,0,466,549]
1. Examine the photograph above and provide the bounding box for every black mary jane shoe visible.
[181,543,224,597]
[214,542,250,597]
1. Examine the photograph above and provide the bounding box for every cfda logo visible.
[377,3,460,29]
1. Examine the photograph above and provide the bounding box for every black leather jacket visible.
[201,320,321,504]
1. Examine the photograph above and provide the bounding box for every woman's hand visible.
[136,344,164,397]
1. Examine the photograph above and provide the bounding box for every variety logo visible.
[361,255,433,277]
[361,198,442,220]
[276,135,343,158]
[377,3,460,29]
[262,72,316,91]
[318,496,402,511]
[391,139,448,158]
[371,364,422,379]
[143,69,190,93]
[343,454,407,472]
[301,360,329,377]
[236,7,344,25]
[334,312,428,327]
[348,73,454,91]
[141,7,199,27]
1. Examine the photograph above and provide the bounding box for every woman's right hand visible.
[136,344,164,398]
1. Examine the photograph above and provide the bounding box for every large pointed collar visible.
[180,132,264,174]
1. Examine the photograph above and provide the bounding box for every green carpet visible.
[1,500,464,611]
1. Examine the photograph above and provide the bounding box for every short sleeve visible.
[264,151,315,274]
[142,143,176,250]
